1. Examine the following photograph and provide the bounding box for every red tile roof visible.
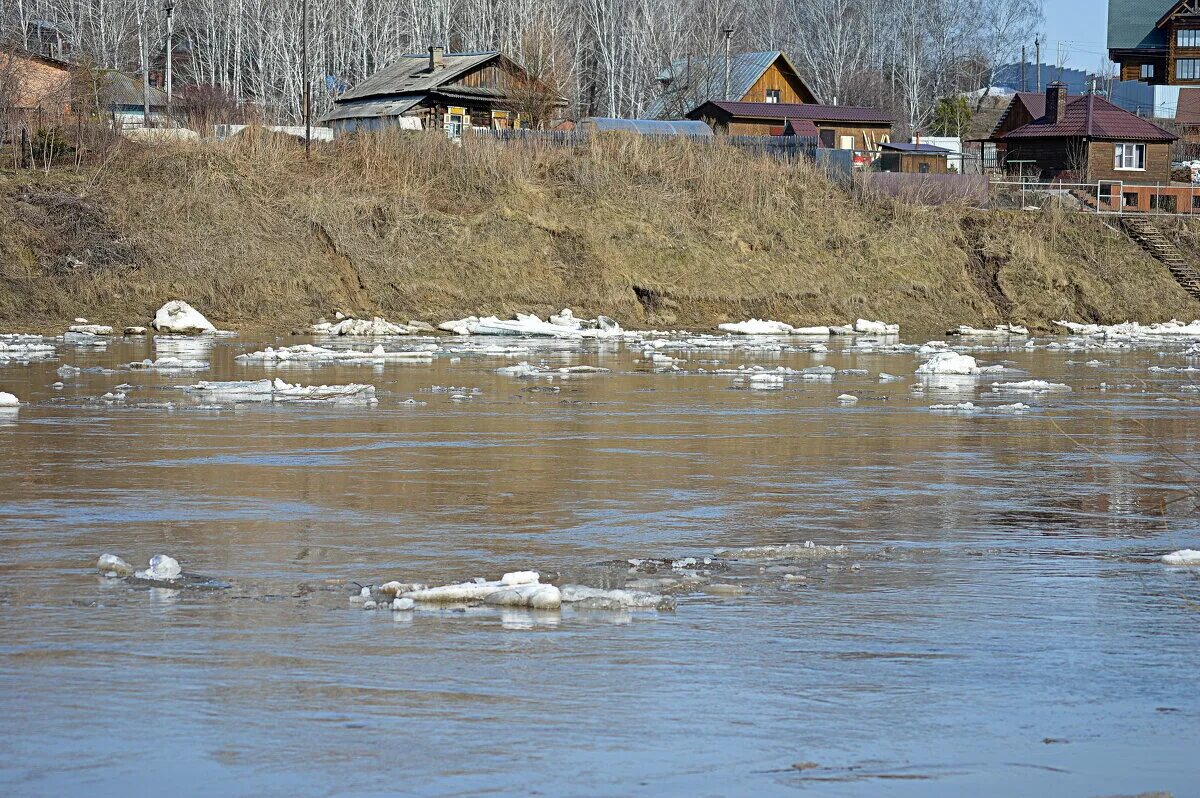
[694,100,893,125]
[996,93,1177,142]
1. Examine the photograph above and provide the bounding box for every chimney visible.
[1046,81,1067,124]
[429,46,445,71]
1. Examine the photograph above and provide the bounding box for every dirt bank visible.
[2,133,1198,334]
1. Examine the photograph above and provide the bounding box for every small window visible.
[918,162,930,173]
[1178,29,1200,48]
[1114,143,1146,171]
[1193,194,1200,210]
[1141,63,1155,80]
[1123,192,1139,208]
[1177,59,1200,80]
[765,89,781,103]
[1151,194,1178,212]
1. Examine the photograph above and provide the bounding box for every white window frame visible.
[1141,63,1155,80]
[1178,29,1200,48]
[765,89,781,104]
[1177,58,1200,80]
[1113,143,1146,171]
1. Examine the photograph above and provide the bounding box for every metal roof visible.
[581,117,713,136]
[782,119,820,137]
[689,101,893,125]
[881,142,950,153]
[996,93,1177,142]
[338,51,501,102]
[1108,0,1174,52]
[100,70,168,107]
[645,51,817,118]
[318,95,423,122]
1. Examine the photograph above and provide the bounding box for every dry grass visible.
[1,130,1198,333]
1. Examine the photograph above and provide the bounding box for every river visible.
[0,325,1197,797]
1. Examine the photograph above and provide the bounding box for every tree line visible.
[0,0,1041,133]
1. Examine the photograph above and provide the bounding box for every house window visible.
[444,106,467,138]
[1141,63,1155,80]
[1193,194,1200,210]
[1114,143,1146,171]
[1177,59,1200,80]
[765,89,781,103]
[1123,192,1139,208]
[1178,29,1200,48]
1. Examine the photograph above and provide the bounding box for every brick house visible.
[984,82,1178,183]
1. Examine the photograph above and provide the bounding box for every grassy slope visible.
[1,132,1198,333]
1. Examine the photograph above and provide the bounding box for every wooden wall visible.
[1168,20,1200,85]
[1087,141,1173,184]
[720,117,889,149]
[1004,138,1173,184]
[740,61,817,104]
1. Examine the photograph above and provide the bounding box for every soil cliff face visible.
[2,135,1197,333]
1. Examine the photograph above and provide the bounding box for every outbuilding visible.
[877,142,952,173]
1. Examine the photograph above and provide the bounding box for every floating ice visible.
[948,324,1029,337]
[496,361,609,377]
[440,311,623,339]
[135,554,182,582]
[837,394,859,404]
[483,583,562,609]
[0,392,18,407]
[403,571,543,603]
[124,326,148,335]
[930,402,978,412]
[187,378,377,403]
[311,316,414,336]
[0,339,56,363]
[1162,549,1200,566]
[714,541,848,560]
[558,584,675,610]
[153,300,217,334]
[991,380,1071,393]
[96,553,134,577]
[1149,365,1200,374]
[391,597,415,611]
[916,351,979,375]
[853,319,900,335]
[68,324,113,335]
[127,357,209,371]
[996,403,1032,412]
[718,319,799,335]
[236,343,434,364]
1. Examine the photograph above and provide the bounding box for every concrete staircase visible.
[1120,217,1200,301]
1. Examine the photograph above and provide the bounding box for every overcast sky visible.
[1042,0,1112,70]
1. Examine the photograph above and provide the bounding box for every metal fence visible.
[989,179,1200,217]
[471,127,822,161]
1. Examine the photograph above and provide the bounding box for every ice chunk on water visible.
[853,319,899,335]
[483,583,562,609]
[1162,549,1200,566]
[0,392,19,407]
[714,541,848,560]
[391,597,415,611]
[990,380,1071,393]
[135,554,182,582]
[559,584,675,610]
[916,351,979,375]
[404,572,541,603]
[96,553,133,577]
[837,394,858,404]
[501,570,540,586]
[153,301,217,334]
[718,319,797,335]
[930,402,978,412]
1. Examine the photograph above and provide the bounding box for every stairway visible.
[1120,217,1200,301]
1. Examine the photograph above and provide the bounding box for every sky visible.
[1042,0,1112,71]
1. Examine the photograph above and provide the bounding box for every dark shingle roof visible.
[996,93,1177,142]
[338,52,501,102]
[100,70,168,107]
[1108,0,1173,52]
[881,142,950,153]
[690,100,892,125]
[646,51,817,118]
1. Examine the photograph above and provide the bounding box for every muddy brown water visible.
[0,331,1198,797]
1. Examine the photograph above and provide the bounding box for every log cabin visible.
[1109,0,1200,85]
[646,51,819,119]
[321,48,565,136]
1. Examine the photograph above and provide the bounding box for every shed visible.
[878,142,952,174]
[579,117,713,136]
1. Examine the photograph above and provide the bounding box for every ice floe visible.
[713,541,849,560]
[558,584,675,610]
[439,311,624,339]
[916,351,980,375]
[1162,549,1200,566]
[837,394,859,404]
[135,554,182,582]
[948,324,1029,337]
[852,319,900,335]
[235,343,435,364]
[68,323,113,335]
[311,316,417,336]
[0,392,20,407]
[717,319,828,336]
[187,378,378,403]
[127,357,209,371]
[153,300,218,334]
[495,362,610,377]
[401,570,546,603]
[990,380,1071,394]
[96,554,134,577]
[1054,319,1200,341]
[930,402,978,412]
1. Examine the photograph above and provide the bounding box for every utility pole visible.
[1035,36,1041,92]
[723,27,733,101]
[140,13,151,128]
[1021,46,1027,91]
[164,0,174,118]
[302,0,311,158]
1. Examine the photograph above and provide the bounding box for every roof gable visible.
[996,93,1177,142]
[646,51,818,118]
[338,51,504,102]
[1157,0,1200,27]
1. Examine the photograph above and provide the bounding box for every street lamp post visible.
[164,0,174,119]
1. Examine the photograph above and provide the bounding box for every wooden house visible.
[1108,0,1200,85]
[321,48,565,136]
[877,142,951,173]
[982,82,1178,183]
[647,51,819,119]
[685,100,893,150]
